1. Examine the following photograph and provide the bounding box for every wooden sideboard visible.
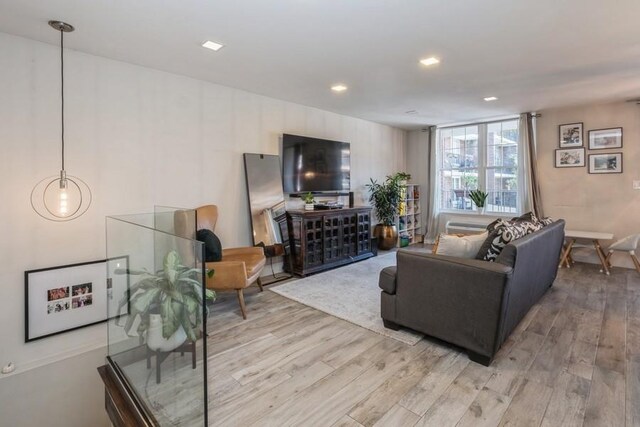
[277,207,374,276]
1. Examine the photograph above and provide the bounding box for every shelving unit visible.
[396,184,422,247]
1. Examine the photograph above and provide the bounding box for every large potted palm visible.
[366,173,407,250]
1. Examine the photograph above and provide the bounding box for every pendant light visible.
[31,20,92,221]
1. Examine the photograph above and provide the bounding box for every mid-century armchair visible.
[177,205,266,319]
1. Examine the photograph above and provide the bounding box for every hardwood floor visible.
[202,262,639,426]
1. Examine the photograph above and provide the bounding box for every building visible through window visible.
[438,119,519,214]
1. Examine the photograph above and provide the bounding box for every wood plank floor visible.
[137,259,639,426]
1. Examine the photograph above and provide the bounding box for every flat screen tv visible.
[282,134,351,194]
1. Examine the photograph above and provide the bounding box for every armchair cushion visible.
[222,247,267,278]
[196,229,222,262]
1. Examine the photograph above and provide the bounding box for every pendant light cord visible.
[60,28,65,172]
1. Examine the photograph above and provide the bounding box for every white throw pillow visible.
[436,232,489,259]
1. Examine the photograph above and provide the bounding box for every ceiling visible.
[1,0,640,129]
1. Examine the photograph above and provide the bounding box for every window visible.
[438,119,519,214]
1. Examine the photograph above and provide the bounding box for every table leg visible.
[560,239,575,268]
[593,240,610,275]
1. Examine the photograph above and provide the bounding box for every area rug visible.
[269,253,423,345]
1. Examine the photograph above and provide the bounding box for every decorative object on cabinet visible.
[555,148,585,168]
[588,127,623,150]
[25,257,129,342]
[559,122,583,147]
[302,192,316,210]
[277,207,374,276]
[31,21,91,221]
[588,152,623,174]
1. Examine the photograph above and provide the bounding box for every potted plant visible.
[395,172,412,186]
[302,192,315,211]
[469,189,488,214]
[366,173,404,250]
[117,251,215,352]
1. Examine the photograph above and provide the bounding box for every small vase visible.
[477,206,486,215]
[146,313,187,352]
[305,203,314,211]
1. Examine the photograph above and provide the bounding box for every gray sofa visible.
[379,220,565,366]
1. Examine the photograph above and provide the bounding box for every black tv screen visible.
[282,134,351,194]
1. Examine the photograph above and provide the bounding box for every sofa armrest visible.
[379,266,397,294]
[204,261,247,290]
[222,247,265,258]
[393,250,514,356]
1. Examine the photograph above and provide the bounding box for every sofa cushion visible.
[379,266,397,294]
[196,229,222,262]
[435,232,488,258]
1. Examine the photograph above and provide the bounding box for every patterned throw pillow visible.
[540,216,554,226]
[511,212,539,223]
[476,213,554,261]
[480,220,531,262]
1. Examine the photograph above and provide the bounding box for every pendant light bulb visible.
[30,20,91,222]
[58,171,69,216]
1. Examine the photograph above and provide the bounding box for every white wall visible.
[537,101,640,268]
[405,129,431,237]
[0,30,405,416]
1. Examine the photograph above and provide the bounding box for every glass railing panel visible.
[106,213,207,426]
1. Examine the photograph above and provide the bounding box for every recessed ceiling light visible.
[202,40,224,51]
[484,96,498,101]
[405,110,419,115]
[419,57,440,66]
[331,84,348,92]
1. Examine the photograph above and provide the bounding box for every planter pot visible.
[146,313,187,352]
[304,203,314,211]
[374,224,398,250]
[477,206,486,215]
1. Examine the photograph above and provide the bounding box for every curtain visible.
[518,112,544,217]
[425,126,440,243]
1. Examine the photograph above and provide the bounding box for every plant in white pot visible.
[302,192,315,211]
[117,251,214,352]
[469,189,488,214]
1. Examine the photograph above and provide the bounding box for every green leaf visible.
[160,298,182,339]
[132,288,161,314]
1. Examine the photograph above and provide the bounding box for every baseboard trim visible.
[0,341,106,380]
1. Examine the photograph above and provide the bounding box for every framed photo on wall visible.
[555,148,585,168]
[559,122,583,147]
[588,153,623,174]
[588,127,623,150]
[25,257,129,342]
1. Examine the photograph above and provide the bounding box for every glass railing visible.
[106,209,208,426]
